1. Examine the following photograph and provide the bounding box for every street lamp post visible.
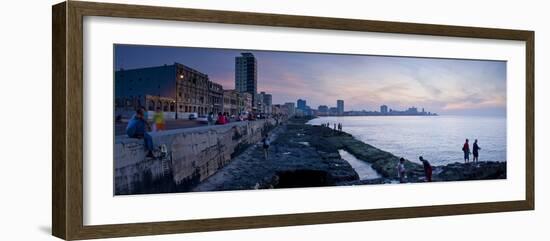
[175,73,184,120]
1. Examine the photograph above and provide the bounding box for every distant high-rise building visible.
[284,102,296,116]
[337,100,344,115]
[329,107,338,116]
[407,106,418,114]
[297,99,307,110]
[262,92,272,106]
[257,91,273,114]
[380,105,388,114]
[235,53,257,106]
[318,105,329,115]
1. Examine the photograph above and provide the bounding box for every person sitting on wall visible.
[126,108,155,158]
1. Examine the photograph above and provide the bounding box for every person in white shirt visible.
[397,157,406,183]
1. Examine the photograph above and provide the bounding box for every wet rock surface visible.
[193,117,506,192]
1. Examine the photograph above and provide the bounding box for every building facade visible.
[284,102,296,117]
[115,63,224,119]
[177,63,211,116]
[223,90,239,116]
[115,64,178,114]
[257,91,273,114]
[209,82,224,114]
[318,105,329,116]
[239,92,253,113]
[235,53,257,106]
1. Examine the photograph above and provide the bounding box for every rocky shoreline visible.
[193,117,506,192]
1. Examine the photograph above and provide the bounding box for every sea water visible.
[308,115,506,165]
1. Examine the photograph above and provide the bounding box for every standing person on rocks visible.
[397,157,407,183]
[262,134,270,160]
[462,139,471,163]
[419,156,432,182]
[333,123,337,130]
[473,139,481,163]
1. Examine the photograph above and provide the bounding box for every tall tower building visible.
[297,99,307,110]
[380,105,388,114]
[235,53,257,106]
[337,100,344,115]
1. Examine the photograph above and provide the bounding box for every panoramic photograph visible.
[113,44,507,195]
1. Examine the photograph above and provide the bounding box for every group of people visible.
[462,138,482,163]
[208,111,263,126]
[124,107,167,158]
[126,107,281,159]
[396,138,483,183]
[321,122,343,131]
[396,156,433,183]
[210,112,231,125]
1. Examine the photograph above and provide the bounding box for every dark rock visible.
[434,161,506,181]
[193,117,507,192]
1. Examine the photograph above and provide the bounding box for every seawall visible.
[114,119,276,195]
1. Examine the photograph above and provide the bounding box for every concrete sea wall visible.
[114,119,276,195]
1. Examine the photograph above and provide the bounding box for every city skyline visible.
[115,44,507,116]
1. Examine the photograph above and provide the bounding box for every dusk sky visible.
[114,44,507,116]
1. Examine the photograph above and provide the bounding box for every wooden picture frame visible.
[52,1,534,240]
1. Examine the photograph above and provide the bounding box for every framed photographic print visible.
[52,1,534,240]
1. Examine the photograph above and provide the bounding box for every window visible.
[170,103,175,112]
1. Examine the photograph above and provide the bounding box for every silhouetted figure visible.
[473,139,481,163]
[462,139,471,163]
[216,112,224,125]
[397,157,406,183]
[207,112,214,126]
[262,134,270,160]
[338,123,342,131]
[115,114,122,123]
[333,123,337,130]
[419,156,432,182]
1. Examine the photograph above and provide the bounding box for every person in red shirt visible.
[216,112,224,125]
[419,156,432,182]
[462,139,471,163]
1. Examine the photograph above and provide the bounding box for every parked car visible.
[196,115,208,124]
[188,113,198,120]
[238,112,249,121]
